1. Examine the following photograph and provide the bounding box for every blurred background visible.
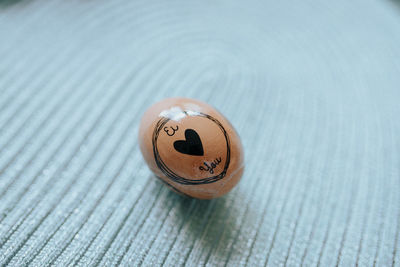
[1,0,400,266]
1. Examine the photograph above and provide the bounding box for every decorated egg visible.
[138,97,244,199]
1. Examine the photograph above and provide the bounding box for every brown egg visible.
[138,97,244,199]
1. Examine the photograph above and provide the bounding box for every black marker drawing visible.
[164,125,179,136]
[152,112,231,185]
[173,129,204,156]
[199,157,222,174]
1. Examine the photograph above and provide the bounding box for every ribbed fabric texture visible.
[1,0,400,266]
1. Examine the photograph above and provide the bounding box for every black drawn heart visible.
[173,129,204,156]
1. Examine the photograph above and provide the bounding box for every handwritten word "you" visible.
[199,157,222,174]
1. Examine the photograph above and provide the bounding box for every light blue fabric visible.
[1,0,400,266]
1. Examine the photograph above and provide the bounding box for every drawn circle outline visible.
[152,111,231,185]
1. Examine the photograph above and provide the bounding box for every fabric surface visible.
[1,0,400,266]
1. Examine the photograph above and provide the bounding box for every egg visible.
[138,97,244,199]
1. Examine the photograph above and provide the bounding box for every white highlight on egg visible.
[159,106,186,121]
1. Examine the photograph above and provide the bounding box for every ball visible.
[138,97,244,199]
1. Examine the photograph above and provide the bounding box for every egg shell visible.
[138,97,244,199]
